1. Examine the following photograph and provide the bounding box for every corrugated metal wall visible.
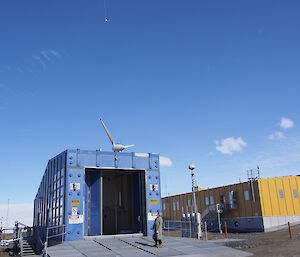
[162,181,262,220]
[33,151,67,228]
[258,176,300,216]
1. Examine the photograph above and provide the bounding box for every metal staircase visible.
[22,238,36,256]
[201,205,218,222]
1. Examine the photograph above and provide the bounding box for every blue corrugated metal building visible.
[33,149,161,241]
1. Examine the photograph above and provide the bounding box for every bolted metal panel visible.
[34,149,161,241]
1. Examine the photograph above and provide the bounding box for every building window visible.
[220,194,225,204]
[177,201,179,211]
[188,199,191,207]
[229,191,237,209]
[173,201,176,211]
[293,189,298,199]
[163,203,166,210]
[244,190,250,201]
[279,189,284,199]
[210,196,214,205]
[205,196,209,206]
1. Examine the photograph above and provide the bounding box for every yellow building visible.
[162,175,300,232]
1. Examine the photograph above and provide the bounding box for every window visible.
[293,189,298,199]
[163,203,166,210]
[244,190,250,201]
[210,195,214,205]
[220,194,225,204]
[173,201,176,211]
[279,189,284,198]
[229,191,237,209]
[177,201,179,211]
[188,199,191,207]
[205,196,209,206]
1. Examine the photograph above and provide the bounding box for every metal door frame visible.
[85,167,147,236]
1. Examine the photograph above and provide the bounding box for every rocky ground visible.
[212,224,300,257]
[163,224,300,256]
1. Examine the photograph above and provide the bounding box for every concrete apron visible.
[47,235,252,257]
[84,232,144,240]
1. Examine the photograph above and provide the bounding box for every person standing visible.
[152,212,163,248]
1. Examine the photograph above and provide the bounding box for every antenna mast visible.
[6,199,10,228]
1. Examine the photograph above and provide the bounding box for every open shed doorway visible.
[85,169,146,236]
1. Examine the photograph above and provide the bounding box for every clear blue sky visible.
[1,0,300,205]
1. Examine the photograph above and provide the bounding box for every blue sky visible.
[1,0,300,205]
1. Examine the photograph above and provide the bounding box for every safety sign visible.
[70,183,80,191]
[150,184,158,191]
[69,215,83,224]
[72,200,80,207]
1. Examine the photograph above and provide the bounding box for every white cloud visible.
[41,50,61,61]
[279,117,294,129]
[33,50,61,69]
[0,203,33,228]
[268,131,285,140]
[49,50,61,58]
[160,156,173,167]
[41,51,51,61]
[33,55,46,69]
[215,137,247,155]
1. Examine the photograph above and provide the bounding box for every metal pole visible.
[20,231,23,257]
[46,227,49,246]
[191,171,198,213]
[217,204,222,234]
[196,212,201,239]
[204,222,208,241]
[188,164,198,214]
[62,225,64,243]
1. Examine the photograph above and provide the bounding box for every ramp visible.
[47,236,252,257]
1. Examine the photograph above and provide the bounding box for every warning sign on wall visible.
[150,184,158,191]
[72,207,78,216]
[69,215,83,224]
[147,212,158,221]
[72,200,80,207]
[151,200,158,205]
[70,183,80,191]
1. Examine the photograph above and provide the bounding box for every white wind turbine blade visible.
[100,118,115,145]
[124,144,135,149]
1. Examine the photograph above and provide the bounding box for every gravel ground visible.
[212,224,300,257]
[163,224,300,256]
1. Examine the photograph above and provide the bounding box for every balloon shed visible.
[33,149,161,241]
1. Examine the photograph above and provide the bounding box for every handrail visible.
[46,224,66,245]
[47,224,66,230]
